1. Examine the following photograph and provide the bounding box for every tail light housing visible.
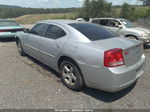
[0,29,24,32]
[104,48,125,67]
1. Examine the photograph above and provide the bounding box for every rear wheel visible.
[60,60,84,91]
[17,39,26,56]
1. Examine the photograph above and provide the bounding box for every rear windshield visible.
[0,20,19,26]
[69,23,118,41]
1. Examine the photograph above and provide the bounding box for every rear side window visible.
[31,23,48,36]
[92,19,100,24]
[45,24,66,39]
[69,23,118,41]
[100,19,109,26]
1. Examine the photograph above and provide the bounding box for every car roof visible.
[91,18,125,20]
[39,20,84,25]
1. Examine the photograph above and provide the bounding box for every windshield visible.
[0,20,19,26]
[69,23,118,41]
[120,19,134,28]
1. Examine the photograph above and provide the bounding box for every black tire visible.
[60,59,84,91]
[16,39,26,56]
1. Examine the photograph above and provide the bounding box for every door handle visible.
[56,44,61,48]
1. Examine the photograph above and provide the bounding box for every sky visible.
[0,0,142,8]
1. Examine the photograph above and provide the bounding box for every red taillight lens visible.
[104,48,125,67]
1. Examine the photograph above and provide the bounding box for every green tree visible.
[77,0,112,19]
[120,3,130,19]
[120,3,137,21]
[145,7,150,17]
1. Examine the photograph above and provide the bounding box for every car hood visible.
[130,27,150,34]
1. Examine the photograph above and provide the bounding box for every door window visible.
[45,24,66,39]
[110,20,121,27]
[31,23,48,36]
[100,19,109,26]
[92,19,100,24]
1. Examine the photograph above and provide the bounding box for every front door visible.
[109,20,123,35]
[25,23,48,60]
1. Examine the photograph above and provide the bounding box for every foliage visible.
[77,0,112,19]
[0,7,77,18]
[120,3,137,21]
[0,3,149,23]
[14,13,76,24]
[145,7,150,17]
[77,0,149,22]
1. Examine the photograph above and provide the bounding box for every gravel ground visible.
[0,38,150,109]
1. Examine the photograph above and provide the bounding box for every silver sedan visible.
[15,20,146,92]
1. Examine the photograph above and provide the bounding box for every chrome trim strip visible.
[25,44,55,58]
[39,50,55,58]
[25,44,39,51]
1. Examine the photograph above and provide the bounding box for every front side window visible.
[120,19,134,28]
[100,19,109,26]
[110,20,121,27]
[31,23,48,36]
[45,24,66,39]
[69,23,118,41]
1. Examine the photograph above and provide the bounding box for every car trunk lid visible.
[90,37,144,67]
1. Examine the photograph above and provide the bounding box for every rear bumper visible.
[0,32,16,38]
[78,54,146,92]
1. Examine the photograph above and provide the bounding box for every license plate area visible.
[124,44,142,66]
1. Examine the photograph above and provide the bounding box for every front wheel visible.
[60,60,84,91]
[17,40,26,56]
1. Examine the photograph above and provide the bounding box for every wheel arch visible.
[58,56,79,70]
[57,55,85,85]
[15,36,20,44]
[125,34,138,40]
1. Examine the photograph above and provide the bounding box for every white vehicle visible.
[90,18,150,45]
[76,18,85,21]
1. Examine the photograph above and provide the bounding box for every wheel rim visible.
[17,42,22,53]
[62,64,77,86]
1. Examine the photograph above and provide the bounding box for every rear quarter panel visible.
[15,32,27,47]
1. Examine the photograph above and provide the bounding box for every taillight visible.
[0,29,23,32]
[104,48,125,67]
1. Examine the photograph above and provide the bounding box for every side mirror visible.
[118,25,123,29]
[24,29,30,33]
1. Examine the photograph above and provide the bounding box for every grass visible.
[13,6,149,24]
[113,6,149,18]
[14,12,76,24]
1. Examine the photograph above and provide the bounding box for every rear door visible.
[99,19,110,29]
[39,23,69,68]
[91,19,101,24]
[25,23,48,60]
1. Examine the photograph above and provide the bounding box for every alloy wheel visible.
[62,64,77,86]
